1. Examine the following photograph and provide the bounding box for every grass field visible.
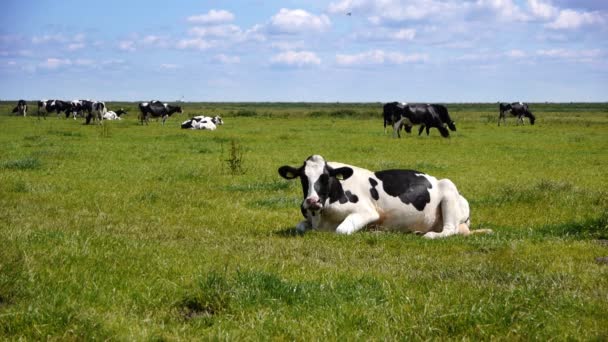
[1,101,607,340]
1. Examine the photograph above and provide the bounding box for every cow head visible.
[213,116,224,125]
[278,155,353,211]
[527,111,536,125]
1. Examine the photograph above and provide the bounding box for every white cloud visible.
[269,8,331,34]
[271,40,306,50]
[336,50,428,66]
[214,54,240,64]
[475,0,532,21]
[188,25,242,38]
[527,0,558,19]
[537,48,601,60]
[39,58,72,69]
[32,34,67,44]
[176,38,214,50]
[118,40,136,52]
[160,63,180,69]
[187,9,235,24]
[507,49,526,58]
[270,50,321,67]
[67,43,85,51]
[546,9,604,29]
[329,0,459,22]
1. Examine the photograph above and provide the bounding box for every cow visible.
[384,102,456,138]
[278,155,492,238]
[138,101,183,125]
[181,115,220,130]
[11,100,27,116]
[68,100,88,119]
[84,101,107,125]
[38,100,70,118]
[103,109,127,120]
[499,102,536,126]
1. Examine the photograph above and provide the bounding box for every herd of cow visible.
[382,101,535,138]
[9,99,224,130]
[9,99,535,135]
[7,99,536,238]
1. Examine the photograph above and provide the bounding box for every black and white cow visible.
[138,101,183,125]
[279,155,492,238]
[103,108,127,120]
[84,101,107,124]
[11,100,27,116]
[181,115,223,130]
[68,100,89,119]
[384,102,456,138]
[499,102,535,126]
[38,100,70,118]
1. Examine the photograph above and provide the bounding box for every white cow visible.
[278,155,492,239]
[103,109,127,120]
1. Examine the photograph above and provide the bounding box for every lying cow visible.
[181,115,224,130]
[103,109,127,120]
[278,155,492,239]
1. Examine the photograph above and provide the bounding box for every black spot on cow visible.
[369,178,379,200]
[339,190,359,204]
[374,170,432,211]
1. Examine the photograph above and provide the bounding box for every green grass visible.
[0,102,607,340]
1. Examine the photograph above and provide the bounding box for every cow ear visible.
[330,167,353,181]
[278,166,300,180]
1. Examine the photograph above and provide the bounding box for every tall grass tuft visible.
[222,139,245,175]
[1,157,41,170]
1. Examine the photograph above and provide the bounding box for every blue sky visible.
[1,0,606,102]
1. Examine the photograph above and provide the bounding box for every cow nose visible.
[305,196,320,207]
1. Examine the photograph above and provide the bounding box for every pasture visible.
[1,101,607,340]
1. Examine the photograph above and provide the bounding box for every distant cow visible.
[384,102,456,138]
[103,109,127,120]
[11,100,27,116]
[138,101,183,125]
[278,155,492,238]
[181,115,222,130]
[498,102,535,126]
[85,101,107,125]
[68,100,89,119]
[37,100,68,119]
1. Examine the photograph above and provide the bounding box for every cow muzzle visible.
[304,196,322,211]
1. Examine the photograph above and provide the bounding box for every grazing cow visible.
[36,99,71,119]
[68,100,87,119]
[11,100,27,116]
[85,101,107,124]
[384,102,456,138]
[103,109,127,120]
[498,102,535,126]
[138,100,183,125]
[278,155,491,238]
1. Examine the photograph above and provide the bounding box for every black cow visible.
[11,100,27,116]
[138,101,183,125]
[499,102,535,126]
[384,102,456,138]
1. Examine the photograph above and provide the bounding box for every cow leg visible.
[423,180,463,239]
[335,211,380,235]
[393,121,402,138]
[418,125,425,136]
